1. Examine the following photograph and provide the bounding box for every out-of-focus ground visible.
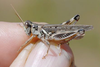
[0,0,99,67]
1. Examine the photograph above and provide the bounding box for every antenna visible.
[11,4,24,24]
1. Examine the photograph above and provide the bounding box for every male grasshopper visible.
[11,5,93,58]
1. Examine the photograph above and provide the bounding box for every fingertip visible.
[0,22,29,67]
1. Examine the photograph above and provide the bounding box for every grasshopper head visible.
[24,20,32,35]
[24,20,40,37]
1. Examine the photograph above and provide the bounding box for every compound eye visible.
[78,29,85,35]
[25,20,32,27]
[25,22,30,26]
[25,22,29,26]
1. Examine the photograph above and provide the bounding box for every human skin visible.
[0,22,75,67]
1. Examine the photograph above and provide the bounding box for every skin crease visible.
[0,22,74,67]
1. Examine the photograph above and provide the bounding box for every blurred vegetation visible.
[0,0,100,67]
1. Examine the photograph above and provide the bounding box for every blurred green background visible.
[0,0,99,67]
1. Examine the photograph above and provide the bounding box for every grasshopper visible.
[11,5,93,58]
